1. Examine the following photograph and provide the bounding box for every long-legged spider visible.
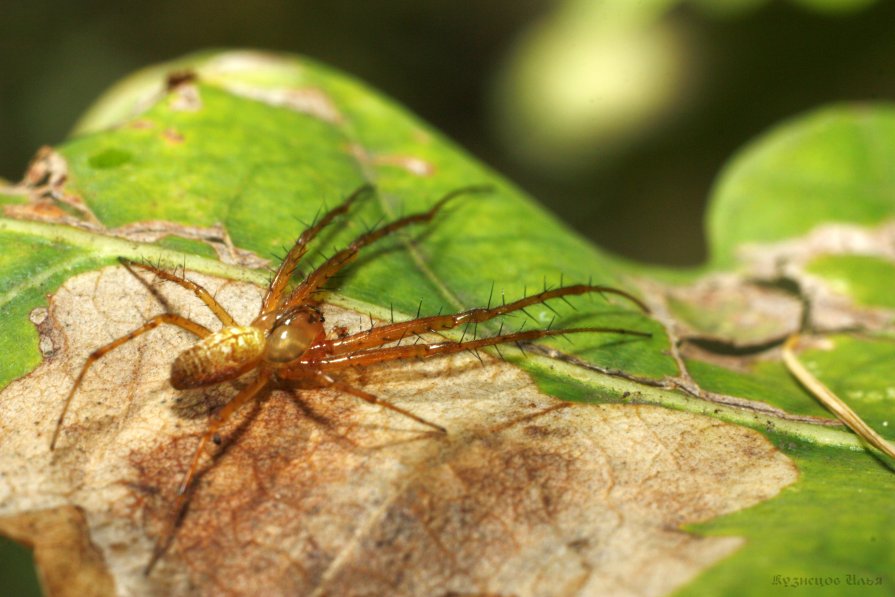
[49,184,651,572]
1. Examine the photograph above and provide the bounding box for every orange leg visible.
[278,371,446,433]
[313,284,649,357]
[260,184,373,315]
[175,373,271,496]
[282,185,492,311]
[51,314,212,449]
[147,372,271,574]
[121,258,238,326]
[310,326,650,370]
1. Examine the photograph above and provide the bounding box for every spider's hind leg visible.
[51,313,212,450]
[146,372,271,575]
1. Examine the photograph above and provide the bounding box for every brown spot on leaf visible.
[29,307,49,326]
[23,146,68,189]
[170,83,203,112]
[109,220,268,268]
[3,147,100,225]
[3,201,71,222]
[224,84,343,124]
[163,128,185,144]
[346,144,436,177]
[129,119,155,130]
[166,70,199,90]
[738,220,895,331]
[667,274,802,351]
[371,154,436,177]
[5,146,272,268]
[0,267,797,596]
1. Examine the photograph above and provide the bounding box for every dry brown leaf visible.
[0,506,115,597]
[0,266,798,596]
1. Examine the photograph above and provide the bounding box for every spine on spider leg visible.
[450,284,650,327]
[260,184,374,315]
[314,326,651,369]
[283,185,493,308]
[119,258,238,327]
[322,283,650,356]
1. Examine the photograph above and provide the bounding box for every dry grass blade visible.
[782,334,895,463]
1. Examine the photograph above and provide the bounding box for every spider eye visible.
[264,320,316,363]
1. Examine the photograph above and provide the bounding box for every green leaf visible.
[707,105,895,268]
[678,104,895,594]
[683,438,895,597]
[0,51,893,595]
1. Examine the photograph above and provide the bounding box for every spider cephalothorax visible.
[49,184,651,572]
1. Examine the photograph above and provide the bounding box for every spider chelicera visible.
[49,184,650,571]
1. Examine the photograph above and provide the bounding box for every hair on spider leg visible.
[415,298,424,320]
[291,213,312,229]
[459,321,471,343]
[363,215,387,235]
[558,294,577,311]
[310,204,324,227]
[542,300,562,318]
[518,307,539,323]
[467,347,485,366]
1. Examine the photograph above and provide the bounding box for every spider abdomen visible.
[170,326,265,390]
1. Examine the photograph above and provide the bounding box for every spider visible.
[48,184,651,572]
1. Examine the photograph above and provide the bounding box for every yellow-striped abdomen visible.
[171,326,265,389]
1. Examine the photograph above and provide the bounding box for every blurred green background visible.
[1,0,894,593]
[3,0,895,268]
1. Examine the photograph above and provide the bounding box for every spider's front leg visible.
[311,283,649,358]
[281,185,492,311]
[260,184,374,316]
[308,326,651,371]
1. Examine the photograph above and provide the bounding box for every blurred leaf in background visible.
[2,1,895,267]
